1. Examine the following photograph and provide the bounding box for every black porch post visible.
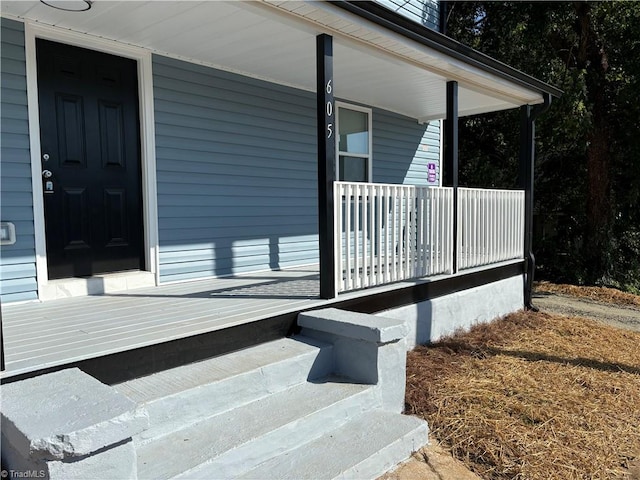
[519,104,535,308]
[317,34,336,299]
[444,80,459,273]
[519,94,552,309]
[1,301,4,371]
[439,1,448,35]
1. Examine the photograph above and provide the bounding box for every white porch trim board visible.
[23,20,160,297]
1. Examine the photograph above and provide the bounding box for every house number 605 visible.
[326,79,334,139]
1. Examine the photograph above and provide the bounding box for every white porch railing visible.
[457,188,525,270]
[334,182,454,293]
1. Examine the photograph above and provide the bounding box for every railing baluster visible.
[437,189,442,274]
[369,184,375,286]
[399,185,404,281]
[436,188,441,273]
[354,184,361,289]
[452,187,526,271]
[335,183,343,292]
[361,183,368,287]
[428,190,442,275]
[468,189,474,269]
[417,188,422,277]
[383,185,389,284]
[459,188,464,270]
[345,183,352,291]
[404,187,411,279]
[334,182,526,293]
[390,186,396,282]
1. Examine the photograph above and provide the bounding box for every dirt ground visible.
[380,287,640,480]
[379,441,482,480]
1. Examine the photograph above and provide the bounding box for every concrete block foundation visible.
[379,274,524,349]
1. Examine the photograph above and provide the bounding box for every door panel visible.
[99,101,126,168]
[37,39,144,279]
[62,187,90,250]
[104,188,128,247]
[55,93,86,166]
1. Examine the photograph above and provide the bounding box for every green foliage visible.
[447,1,640,292]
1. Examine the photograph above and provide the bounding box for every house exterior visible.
[0,0,561,305]
[0,1,560,478]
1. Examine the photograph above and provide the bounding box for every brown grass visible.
[406,311,640,479]
[535,281,640,308]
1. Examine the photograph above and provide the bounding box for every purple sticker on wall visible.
[427,163,437,183]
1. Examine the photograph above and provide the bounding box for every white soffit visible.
[261,1,543,104]
[0,0,541,120]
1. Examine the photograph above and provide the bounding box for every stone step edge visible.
[136,379,377,480]
[238,410,429,480]
[115,335,332,403]
[131,337,336,445]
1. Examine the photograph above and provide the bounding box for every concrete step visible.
[113,335,333,444]
[239,410,429,480]
[137,378,376,480]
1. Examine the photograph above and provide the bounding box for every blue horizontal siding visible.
[153,54,318,282]
[153,55,441,283]
[0,17,442,301]
[156,171,314,188]
[373,109,441,187]
[155,148,314,174]
[0,18,37,303]
[158,223,318,244]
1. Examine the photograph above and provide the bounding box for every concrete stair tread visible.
[114,336,330,403]
[238,410,428,480]
[137,379,374,480]
[117,335,334,443]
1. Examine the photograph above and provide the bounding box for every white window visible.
[336,103,372,182]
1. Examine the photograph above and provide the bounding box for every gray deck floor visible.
[2,267,328,378]
[1,260,518,379]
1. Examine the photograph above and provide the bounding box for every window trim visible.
[335,101,373,182]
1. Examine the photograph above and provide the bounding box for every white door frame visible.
[24,21,160,297]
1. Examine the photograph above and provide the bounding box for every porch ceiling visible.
[2,0,545,121]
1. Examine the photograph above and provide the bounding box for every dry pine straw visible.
[535,281,640,308]
[406,311,640,480]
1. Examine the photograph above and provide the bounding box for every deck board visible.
[2,267,325,377]
[1,261,522,378]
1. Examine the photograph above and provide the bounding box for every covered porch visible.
[0,0,559,301]
[0,0,560,378]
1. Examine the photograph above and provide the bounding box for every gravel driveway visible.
[532,292,640,332]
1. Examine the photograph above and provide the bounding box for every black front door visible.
[37,39,144,279]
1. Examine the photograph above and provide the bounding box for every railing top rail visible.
[458,187,525,194]
[335,181,453,191]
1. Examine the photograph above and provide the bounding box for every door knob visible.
[42,170,53,178]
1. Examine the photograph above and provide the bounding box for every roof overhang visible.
[0,0,561,122]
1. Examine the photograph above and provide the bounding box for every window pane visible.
[338,108,369,154]
[339,155,368,182]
